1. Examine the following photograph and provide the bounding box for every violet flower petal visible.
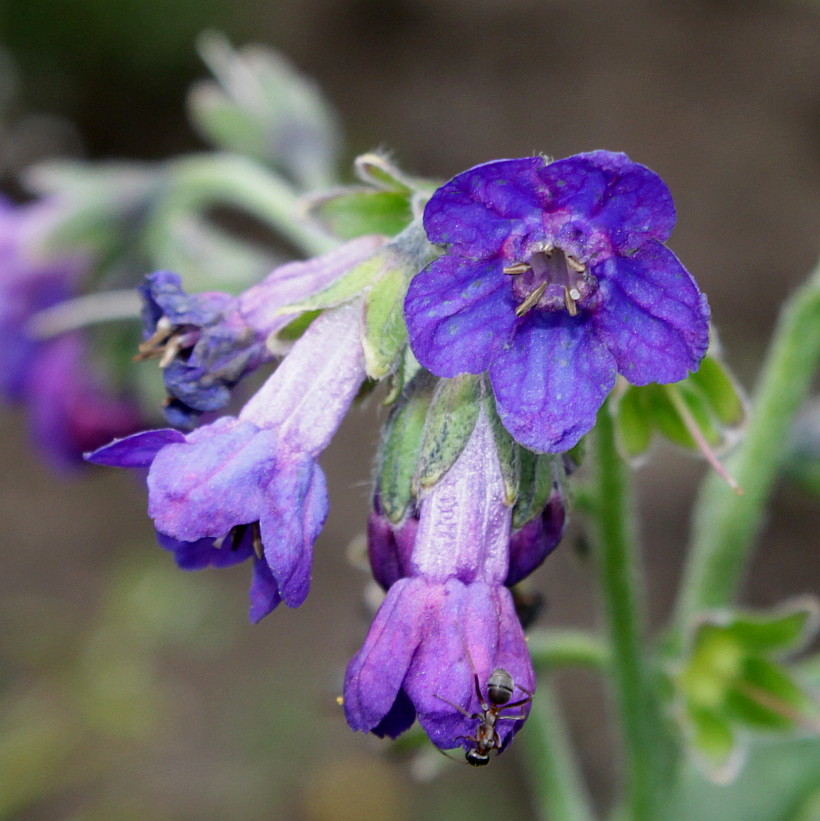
[249,557,284,623]
[593,240,710,384]
[259,453,328,608]
[538,151,676,253]
[344,578,427,732]
[423,157,546,259]
[86,428,186,468]
[489,314,617,453]
[403,256,517,377]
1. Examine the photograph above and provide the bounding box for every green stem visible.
[592,406,662,821]
[522,678,597,821]
[528,629,610,671]
[672,260,820,636]
[149,153,336,259]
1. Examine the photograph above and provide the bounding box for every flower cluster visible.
[79,149,710,760]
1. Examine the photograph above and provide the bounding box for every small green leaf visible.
[305,188,413,240]
[728,598,819,655]
[690,354,747,428]
[377,375,435,523]
[415,375,481,492]
[354,152,414,192]
[512,450,563,530]
[484,392,519,506]
[277,252,386,314]
[613,384,652,459]
[688,705,738,773]
[362,264,409,379]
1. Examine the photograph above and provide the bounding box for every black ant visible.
[437,667,534,766]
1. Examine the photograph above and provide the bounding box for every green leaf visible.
[512,449,563,530]
[613,383,652,459]
[485,393,519,506]
[277,251,387,314]
[362,265,409,379]
[690,354,747,427]
[305,188,413,240]
[415,375,481,492]
[377,375,435,523]
[688,705,738,774]
[354,152,414,192]
[729,602,819,655]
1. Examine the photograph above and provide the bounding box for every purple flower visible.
[88,301,366,620]
[0,198,142,467]
[345,408,535,758]
[404,152,710,452]
[137,235,384,427]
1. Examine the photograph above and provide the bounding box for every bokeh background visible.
[1,0,819,818]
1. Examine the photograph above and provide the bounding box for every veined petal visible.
[344,578,427,732]
[259,453,328,608]
[593,240,710,385]
[424,158,547,258]
[404,255,517,378]
[490,315,616,452]
[538,151,676,253]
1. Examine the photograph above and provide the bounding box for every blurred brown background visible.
[0,0,818,818]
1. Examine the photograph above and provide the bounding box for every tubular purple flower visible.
[87,300,367,620]
[344,407,535,758]
[404,152,710,452]
[137,235,384,426]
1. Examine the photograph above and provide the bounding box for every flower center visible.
[503,245,596,318]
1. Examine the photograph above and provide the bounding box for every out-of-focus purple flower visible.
[345,408,535,758]
[404,152,710,452]
[27,333,143,471]
[137,235,384,427]
[0,198,142,467]
[88,301,366,620]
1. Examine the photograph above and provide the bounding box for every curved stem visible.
[522,678,597,821]
[149,153,336,259]
[592,406,663,821]
[672,260,820,637]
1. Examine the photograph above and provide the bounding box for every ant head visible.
[486,668,514,706]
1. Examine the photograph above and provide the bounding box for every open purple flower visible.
[88,301,366,620]
[345,408,535,758]
[404,151,710,452]
[137,235,384,427]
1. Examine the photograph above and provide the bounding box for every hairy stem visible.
[673,260,820,635]
[592,406,663,821]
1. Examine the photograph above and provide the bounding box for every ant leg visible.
[473,673,490,712]
[497,713,528,721]
[502,693,534,711]
[434,693,478,720]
